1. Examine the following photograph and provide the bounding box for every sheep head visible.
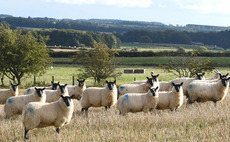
[61,95,74,107]
[106,80,116,90]
[35,87,46,97]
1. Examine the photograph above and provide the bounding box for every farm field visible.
[1,66,230,141]
[0,65,230,142]
[121,42,224,52]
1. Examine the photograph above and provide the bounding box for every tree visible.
[0,24,52,84]
[160,52,215,78]
[138,35,152,43]
[73,42,120,83]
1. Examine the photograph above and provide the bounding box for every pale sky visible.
[1,0,230,26]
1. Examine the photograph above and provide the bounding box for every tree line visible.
[116,30,230,49]
[1,16,230,33]
[26,29,121,49]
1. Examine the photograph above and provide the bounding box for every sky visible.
[1,0,230,26]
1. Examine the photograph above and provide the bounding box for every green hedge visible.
[49,51,230,58]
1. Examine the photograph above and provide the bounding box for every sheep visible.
[156,82,184,111]
[22,95,75,139]
[45,84,69,103]
[67,79,86,100]
[205,70,221,80]
[186,75,230,106]
[0,83,18,104]
[119,74,159,98]
[116,87,159,116]
[193,73,228,83]
[81,80,117,116]
[158,81,172,92]
[4,88,46,118]
[169,73,205,95]
[24,81,60,95]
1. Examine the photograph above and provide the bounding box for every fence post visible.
[134,77,136,81]
[52,76,54,82]
[34,76,36,85]
[72,76,75,85]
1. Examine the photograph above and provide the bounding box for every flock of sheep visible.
[0,70,230,139]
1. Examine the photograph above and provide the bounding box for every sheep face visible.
[61,95,74,107]
[172,82,183,92]
[35,87,46,97]
[51,81,60,90]
[10,83,18,91]
[106,80,116,90]
[146,77,154,86]
[196,73,205,80]
[150,86,159,96]
[77,79,85,87]
[59,84,68,93]
[221,76,230,87]
[151,74,159,82]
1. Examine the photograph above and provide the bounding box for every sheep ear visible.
[70,95,75,99]
[51,81,53,83]
[155,86,159,91]
[227,77,230,80]
[226,73,229,76]
[77,79,80,82]
[10,82,13,86]
[180,82,183,86]
[43,87,46,90]
[114,79,116,84]
[83,79,85,82]
[61,95,64,99]
[156,74,159,77]
[35,87,38,90]
[57,82,60,84]
[106,80,109,84]
[202,73,205,75]
[65,84,67,86]
[146,77,149,80]
[172,82,175,86]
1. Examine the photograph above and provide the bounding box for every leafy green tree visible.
[0,24,52,84]
[176,47,186,55]
[73,42,120,83]
[138,35,152,43]
[160,51,215,78]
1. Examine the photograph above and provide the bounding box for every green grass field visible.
[121,42,224,52]
[0,66,230,141]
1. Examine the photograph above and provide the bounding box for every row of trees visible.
[116,30,230,49]
[27,29,121,49]
[1,16,230,33]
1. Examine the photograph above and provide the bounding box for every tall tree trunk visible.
[1,76,4,86]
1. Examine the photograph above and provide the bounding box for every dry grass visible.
[1,94,230,141]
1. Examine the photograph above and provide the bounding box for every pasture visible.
[0,66,230,141]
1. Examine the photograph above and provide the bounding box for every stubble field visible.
[0,66,230,141]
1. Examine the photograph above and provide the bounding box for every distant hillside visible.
[1,15,230,33]
[0,14,12,18]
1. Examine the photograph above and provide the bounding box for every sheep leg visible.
[105,106,111,111]
[24,128,29,139]
[56,127,60,134]
[213,101,217,107]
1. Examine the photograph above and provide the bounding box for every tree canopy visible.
[0,24,52,84]
[73,42,120,83]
